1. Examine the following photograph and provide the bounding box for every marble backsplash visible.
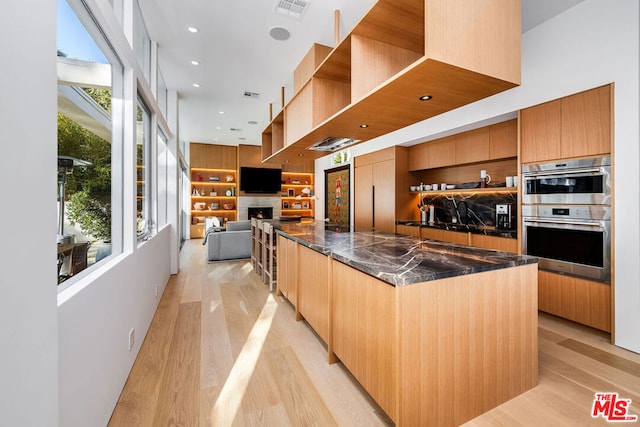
[419,192,517,227]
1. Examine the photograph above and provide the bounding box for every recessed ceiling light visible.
[248,120,258,125]
[216,126,221,130]
[192,83,200,88]
[419,95,433,101]
[360,124,369,128]
[269,26,291,41]
[219,111,224,115]
[187,26,198,33]
[191,60,200,66]
[239,137,246,140]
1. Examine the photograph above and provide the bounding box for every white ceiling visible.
[139,0,584,149]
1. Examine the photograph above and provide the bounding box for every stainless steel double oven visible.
[522,156,611,283]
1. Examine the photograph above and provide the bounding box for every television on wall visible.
[240,167,282,193]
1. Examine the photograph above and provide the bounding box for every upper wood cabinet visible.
[408,120,517,172]
[190,142,237,170]
[262,0,521,164]
[561,85,612,159]
[489,119,518,159]
[455,128,489,164]
[520,84,612,164]
[429,136,457,169]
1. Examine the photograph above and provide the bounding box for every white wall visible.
[57,227,171,426]
[316,0,640,352]
[0,1,59,425]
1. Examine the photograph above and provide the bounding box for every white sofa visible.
[203,219,252,261]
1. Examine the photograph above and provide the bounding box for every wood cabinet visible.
[396,225,420,238]
[190,142,237,170]
[398,227,518,253]
[469,233,518,253]
[455,128,489,164]
[262,0,521,165]
[538,270,611,332]
[420,227,470,246]
[489,119,518,159]
[297,246,330,344]
[355,147,409,233]
[408,120,517,172]
[520,84,612,164]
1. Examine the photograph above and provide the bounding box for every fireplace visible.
[248,207,273,219]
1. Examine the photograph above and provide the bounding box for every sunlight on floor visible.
[210,293,278,425]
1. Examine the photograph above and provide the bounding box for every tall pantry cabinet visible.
[354,146,412,233]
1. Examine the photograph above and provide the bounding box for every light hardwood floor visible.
[109,240,640,426]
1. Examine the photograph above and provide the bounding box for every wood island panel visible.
[331,261,398,421]
[297,246,330,344]
[397,263,538,426]
[276,234,288,298]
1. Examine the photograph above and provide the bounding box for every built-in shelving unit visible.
[281,172,314,217]
[262,0,521,165]
[190,143,238,238]
[190,168,237,237]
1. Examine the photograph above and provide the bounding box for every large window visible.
[137,98,153,240]
[134,0,151,83]
[57,0,122,287]
[157,130,168,227]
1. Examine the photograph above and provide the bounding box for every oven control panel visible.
[522,205,610,220]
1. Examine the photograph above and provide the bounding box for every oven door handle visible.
[524,218,604,228]
[523,168,603,179]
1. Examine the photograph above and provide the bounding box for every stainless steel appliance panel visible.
[522,156,611,205]
[522,205,611,283]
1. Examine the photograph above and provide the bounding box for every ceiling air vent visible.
[274,0,311,19]
[230,128,242,132]
[243,91,260,99]
[307,137,360,152]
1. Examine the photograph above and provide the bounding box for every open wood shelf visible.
[261,0,520,164]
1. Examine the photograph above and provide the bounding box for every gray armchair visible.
[203,220,252,261]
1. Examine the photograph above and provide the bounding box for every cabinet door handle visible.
[372,185,375,228]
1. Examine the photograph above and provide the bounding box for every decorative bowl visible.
[410,186,418,191]
[222,203,234,210]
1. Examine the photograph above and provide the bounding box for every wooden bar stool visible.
[262,221,276,292]
[250,218,258,269]
[254,219,264,277]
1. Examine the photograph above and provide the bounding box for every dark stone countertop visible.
[270,219,536,287]
[396,220,517,239]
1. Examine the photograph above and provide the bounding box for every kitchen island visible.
[273,220,538,426]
